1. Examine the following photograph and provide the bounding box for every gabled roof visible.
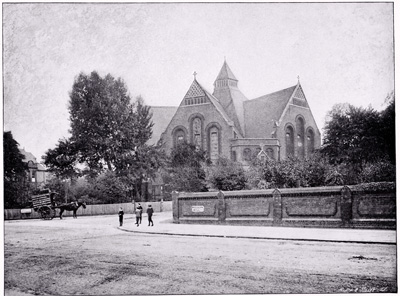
[243,85,297,138]
[215,60,238,81]
[183,79,207,100]
[159,78,235,145]
[192,79,234,126]
[148,106,178,145]
[19,148,37,163]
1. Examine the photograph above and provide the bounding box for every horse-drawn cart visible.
[31,190,58,220]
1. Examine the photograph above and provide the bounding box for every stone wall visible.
[172,186,395,229]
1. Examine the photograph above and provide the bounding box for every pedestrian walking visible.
[135,207,141,227]
[147,204,154,226]
[118,207,124,227]
[137,203,143,224]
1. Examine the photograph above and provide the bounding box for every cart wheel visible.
[40,206,52,220]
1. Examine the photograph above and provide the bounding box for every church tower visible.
[212,61,248,137]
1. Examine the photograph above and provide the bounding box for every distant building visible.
[152,60,321,165]
[19,148,47,185]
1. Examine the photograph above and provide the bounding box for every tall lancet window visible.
[285,125,295,157]
[209,127,219,161]
[296,117,305,159]
[192,117,202,149]
[306,128,315,157]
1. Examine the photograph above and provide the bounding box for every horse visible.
[56,201,87,219]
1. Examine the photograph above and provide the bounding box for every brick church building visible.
[153,61,321,164]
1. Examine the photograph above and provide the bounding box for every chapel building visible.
[157,61,321,164]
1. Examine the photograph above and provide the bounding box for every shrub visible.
[359,160,396,183]
[206,157,247,191]
[350,182,395,193]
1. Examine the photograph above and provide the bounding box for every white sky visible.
[2,2,395,161]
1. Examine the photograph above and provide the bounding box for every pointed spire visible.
[215,60,238,82]
[297,75,300,85]
[193,71,197,81]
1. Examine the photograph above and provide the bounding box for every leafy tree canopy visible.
[165,142,210,192]
[68,71,151,173]
[206,157,247,191]
[380,92,395,164]
[44,71,163,183]
[43,138,80,180]
[4,131,30,208]
[4,131,26,180]
[321,103,387,168]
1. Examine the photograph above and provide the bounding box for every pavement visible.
[118,211,397,245]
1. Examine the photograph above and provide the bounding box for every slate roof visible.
[202,86,235,127]
[215,60,238,81]
[148,106,178,145]
[243,85,297,138]
[19,148,37,163]
[19,148,47,170]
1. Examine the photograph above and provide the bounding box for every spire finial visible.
[193,71,197,80]
[297,75,300,84]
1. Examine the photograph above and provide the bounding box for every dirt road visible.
[4,215,397,295]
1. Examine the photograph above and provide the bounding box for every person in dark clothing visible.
[147,204,154,226]
[118,207,124,227]
[135,208,141,227]
[137,203,143,224]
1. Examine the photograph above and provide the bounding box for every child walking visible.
[137,203,143,224]
[135,207,141,227]
[147,204,154,226]
[118,207,124,227]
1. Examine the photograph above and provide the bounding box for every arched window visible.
[209,127,219,161]
[191,117,202,149]
[285,125,295,157]
[173,127,186,148]
[306,128,315,157]
[296,117,305,159]
[243,148,252,161]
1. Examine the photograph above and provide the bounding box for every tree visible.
[89,171,129,204]
[321,104,385,170]
[68,71,138,173]
[4,131,29,208]
[380,92,395,164]
[165,142,210,192]
[43,138,80,181]
[4,131,26,180]
[43,71,165,202]
[206,157,247,191]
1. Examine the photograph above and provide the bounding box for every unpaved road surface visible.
[4,214,397,295]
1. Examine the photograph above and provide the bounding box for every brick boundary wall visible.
[172,186,396,229]
[4,201,173,220]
